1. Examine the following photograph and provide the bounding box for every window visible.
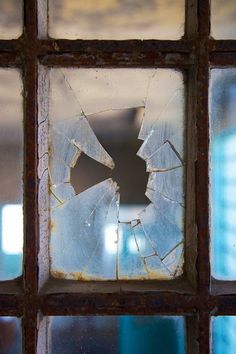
[0,0,235,353]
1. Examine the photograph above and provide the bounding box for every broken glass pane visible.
[211,0,236,39]
[210,69,236,280]
[48,316,186,354]
[0,1,22,39]
[48,0,185,40]
[212,316,236,354]
[0,317,22,354]
[0,69,23,280]
[43,68,185,280]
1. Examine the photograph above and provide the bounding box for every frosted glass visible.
[0,1,22,39]
[49,0,185,40]
[0,69,23,280]
[0,317,21,354]
[210,69,236,279]
[211,0,236,39]
[49,316,186,354]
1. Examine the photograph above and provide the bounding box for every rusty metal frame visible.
[0,0,235,353]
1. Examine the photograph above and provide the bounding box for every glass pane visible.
[0,317,21,354]
[40,68,185,280]
[212,316,236,354]
[48,0,185,40]
[49,316,185,354]
[0,1,22,39]
[0,69,23,280]
[211,0,236,39]
[210,69,236,280]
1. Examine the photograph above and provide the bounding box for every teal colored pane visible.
[50,316,186,354]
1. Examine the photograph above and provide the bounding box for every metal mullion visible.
[209,40,236,52]
[39,293,197,316]
[210,52,236,66]
[0,53,22,66]
[40,52,193,68]
[0,294,23,316]
[196,0,211,353]
[23,0,39,353]
[39,38,193,53]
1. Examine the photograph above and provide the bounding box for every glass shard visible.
[49,0,185,40]
[45,68,185,280]
[211,0,236,39]
[210,69,236,280]
[51,179,119,279]
[49,316,186,354]
[0,1,22,39]
[0,69,23,280]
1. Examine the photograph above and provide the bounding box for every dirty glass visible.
[49,316,186,354]
[211,0,236,39]
[210,69,236,280]
[0,1,22,39]
[0,317,22,354]
[48,0,185,40]
[212,316,236,354]
[40,68,185,280]
[0,69,23,280]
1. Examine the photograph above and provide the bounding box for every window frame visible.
[0,0,235,353]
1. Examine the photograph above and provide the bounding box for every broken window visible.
[48,0,185,40]
[38,68,185,281]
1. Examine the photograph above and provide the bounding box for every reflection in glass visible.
[0,69,23,280]
[211,0,236,39]
[45,68,185,280]
[0,1,22,39]
[212,316,236,354]
[49,0,185,40]
[210,69,236,279]
[0,317,21,354]
[50,316,186,354]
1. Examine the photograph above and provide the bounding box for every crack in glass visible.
[41,68,185,280]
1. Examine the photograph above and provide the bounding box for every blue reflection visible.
[211,70,236,279]
[51,316,186,354]
[0,204,23,280]
[119,316,185,354]
[212,316,236,354]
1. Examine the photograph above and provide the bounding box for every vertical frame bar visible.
[23,0,38,352]
[196,0,211,353]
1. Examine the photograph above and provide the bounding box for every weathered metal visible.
[0,0,235,353]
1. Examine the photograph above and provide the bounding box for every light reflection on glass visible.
[210,69,236,279]
[0,69,23,280]
[211,0,236,39]
[0,1,22,39]
[49,0,185,40]
[212,316,236,354]
[50,316,186,354]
